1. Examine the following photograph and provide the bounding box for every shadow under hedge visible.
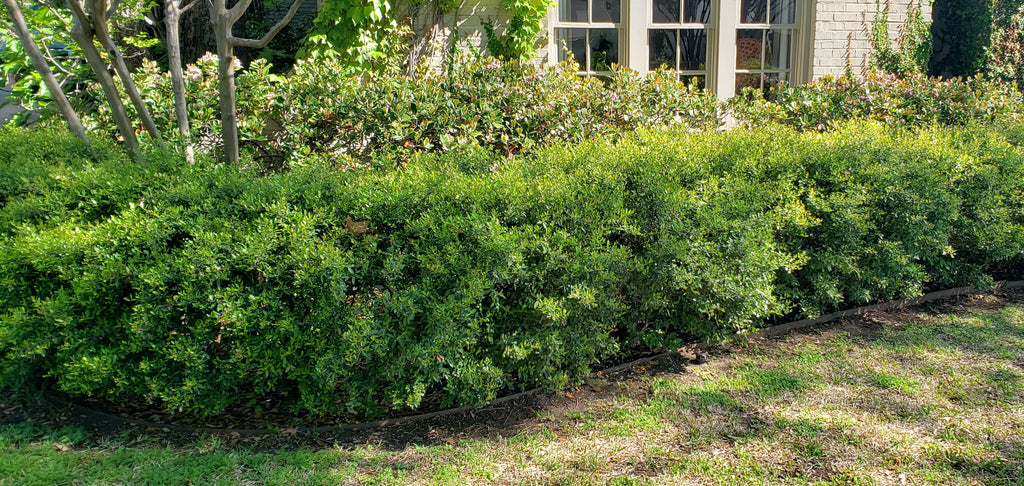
[0,121,1021,420]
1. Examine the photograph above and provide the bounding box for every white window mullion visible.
[585,29,592,72]
[715,0,738,97]
[626,0,647,72]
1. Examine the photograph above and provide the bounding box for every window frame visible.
[552,0,625,76]
[545,0,814,97]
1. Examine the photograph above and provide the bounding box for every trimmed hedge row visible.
[0,122,1022,419]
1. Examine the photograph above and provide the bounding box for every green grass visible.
[2,293,1023,485]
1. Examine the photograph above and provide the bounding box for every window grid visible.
[736,0,797,92]
[555,0,622,75]
[648,0,710,86]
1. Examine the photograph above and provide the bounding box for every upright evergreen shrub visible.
[930,0,993,78]
[0,122,1021,419]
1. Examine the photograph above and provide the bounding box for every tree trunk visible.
[166,0,194,161]
[212,12,240,164]
[68,12,139,158]
[211,0,304,164]
[89,0,165,146]
[3,0,90,146]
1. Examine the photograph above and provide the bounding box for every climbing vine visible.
[301,0,397,69]
[869,0,931,75]
[483,0,552,61]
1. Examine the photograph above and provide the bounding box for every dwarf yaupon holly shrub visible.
[0,122,1021,419]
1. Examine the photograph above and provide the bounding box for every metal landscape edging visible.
[755,279,1024,338]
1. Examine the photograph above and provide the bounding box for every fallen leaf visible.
[344,217,370,235]
[52,443,73,453]
[565,392,576,399]
[280,427,298,435]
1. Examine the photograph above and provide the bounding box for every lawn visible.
[2,289,1022,485]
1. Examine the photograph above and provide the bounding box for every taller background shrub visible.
[112,58,718,169]
[987,0,1024,89]
[930,0,993,77]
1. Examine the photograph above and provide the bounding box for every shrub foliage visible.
[0,122,1021,419]
[730,71,1022,132]
[111,57,718,168]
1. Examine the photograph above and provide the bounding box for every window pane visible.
[590,29,619,71]
[736,73,762,92]
[557,28,588,69]
[649,30,678,70]
[741,0,767,23]
[560,0,588,22]
[679,29,707,70]
[652,0,680,23]
[680,74,706,89]
[684,0,711,23]
[736,29,764,69]
[770,0,796,24]
[764,72,786,90]
[592,0,620,22]
[766,29,792,70]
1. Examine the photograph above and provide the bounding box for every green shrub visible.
[114,57,718,168]
[0,121,1021,420]
[730,72,1023,132]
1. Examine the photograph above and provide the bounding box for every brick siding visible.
[811,0,932,78]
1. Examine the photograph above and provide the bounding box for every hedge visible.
[101,57,1022,171]
[0,122,1021,419]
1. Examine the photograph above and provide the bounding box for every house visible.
[413,0,930,97]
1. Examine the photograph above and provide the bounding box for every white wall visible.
[413,0,554,69]
[811,0,932,78]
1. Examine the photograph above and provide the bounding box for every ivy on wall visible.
[302,0,551,70]
[301,0,401,69]
[987,0,1024,88]
[483,0,552,61]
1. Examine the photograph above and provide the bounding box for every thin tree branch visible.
[105,0,121,19]
[41,42,76,76]
[65,0,89,30]
[229,0,304,48]
[42,3,71,27]
[226,0,252,24]
[181,0,201,13]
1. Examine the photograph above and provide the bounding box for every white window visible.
[547,0,810,96]
[555,0,623,75]
[735,0,797,92]
[648,0,711,87]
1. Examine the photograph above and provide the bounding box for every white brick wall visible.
[414,0,553,69]
[812,0,932,78]
[417,0,931,83]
